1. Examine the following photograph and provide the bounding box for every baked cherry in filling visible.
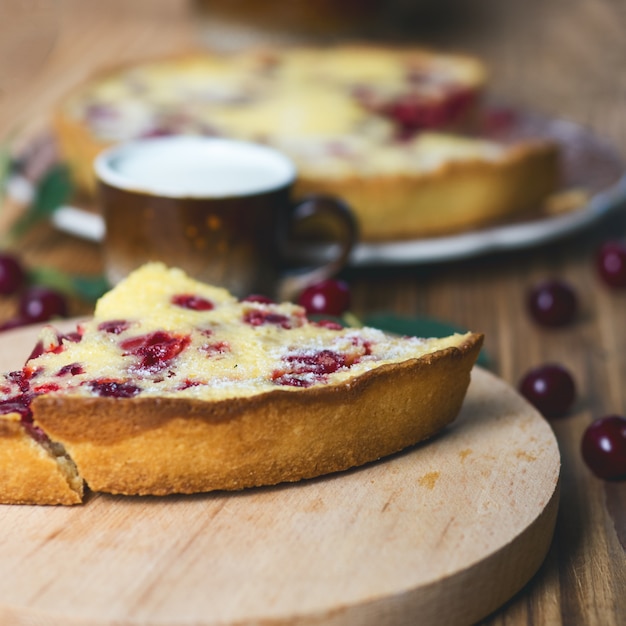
[0,394,33,420]
[313,320,344,330]
[171,294,215,311]
[386,88,476,135]
[32,382,61,394]
[120,331,191,372]
[353,84,478,137]
[89,379,141,398]
[98,319,132,334]
[272,340,370,387]
[0,384,47,442]
[272,350,348,387]
[56,363,85,377]
[28,329,82,361]
[243,308,304,330]
[241,294,274,305]
[7,370,32,393]
[200,341,231,356]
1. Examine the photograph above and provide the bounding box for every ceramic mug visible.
[94,136,357,299]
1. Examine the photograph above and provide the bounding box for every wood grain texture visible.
[0,0,624,624]
[0,324,559,625]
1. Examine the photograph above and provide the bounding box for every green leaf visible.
[362,313,490,368]
[72,274,110,301]
[10,164,73,238]
[28,266,109,303]
[28,266,74,293]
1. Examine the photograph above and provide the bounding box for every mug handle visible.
[277,195,358,302]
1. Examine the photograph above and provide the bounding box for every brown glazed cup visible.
[94,136,357,299]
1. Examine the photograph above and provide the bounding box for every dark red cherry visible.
[518,363,576,418]
[200,340,230,356]
[527,279,578,327]
[89,379,140,398]
[243,309,291,328]
[7,369,32,393]
[369,87,475,135]
[26,339,45,361]
[98,319,132,334]
[0,253,26,295]
[18,287,68,323]
[171,294,214,311]
[31,382,61,394]
[314,319,343,330]
[298,279,351,317]
[120,331,190,371]
[581,415,626,480]
[0,395,33,420]
[58,330,82,344]
[56,363,84,377]
[242,294,274,304]
[596,241,626,288]
[272,349,347,387]
[284,350,347,375]
[386,96,443,131]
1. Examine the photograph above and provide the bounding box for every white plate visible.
[352,176,626,266]
[49,110,626,267]
[352,112,626,266]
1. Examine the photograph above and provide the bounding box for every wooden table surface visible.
[0,1,624,624]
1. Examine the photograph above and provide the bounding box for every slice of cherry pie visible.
[0,263,482,504]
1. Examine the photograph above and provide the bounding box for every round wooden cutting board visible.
[0,322,560,626]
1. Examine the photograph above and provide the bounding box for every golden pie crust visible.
[0,264,482,504]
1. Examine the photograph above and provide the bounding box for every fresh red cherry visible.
[18,287,68,323]
[518,363,576,418]
[298,279,351,316]
[0,253,26,295]
[527,279,578,327]
[581,415,626,479]
[596,240,626,288]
